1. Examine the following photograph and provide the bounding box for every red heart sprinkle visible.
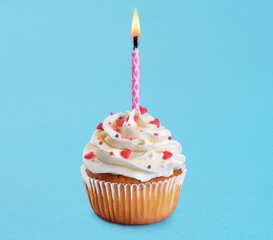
[116,118,125,127]
[110,152,114,156]
[99,141,103,145]
[149,119,160,128]
[115,128,120,132]
[163,151,173,160]
[97,122,104,130]
[84,152,94,159]
[140,106,148,114]
[121,149,131,159]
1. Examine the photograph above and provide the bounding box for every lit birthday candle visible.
[131,9,141,110]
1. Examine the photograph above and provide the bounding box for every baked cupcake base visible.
[81,165,186,225]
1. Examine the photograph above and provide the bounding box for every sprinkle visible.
[110,152,114,156]
[98,137,100,140]
[154,133,159,136]
[121,149,132,159]
[121,136,124,139]
[134,115,138,122]
[108,122,111,125]
[96,122,104,130]
[91,158,95,162]
[128,123,131,126]
[130,137,133,141]
[110,112,114,115]
[140,130,143,132]
[163,151,173,160]
[119,117,123,120]
[116,118,125,127]
[99,141,103,145]
[148,165,151,169]
[115,134,119,138]
[168,136,172,140]
[84,152,94,159]
[115,128,120,132]
[149,119,160,128]
[140,106,148,115]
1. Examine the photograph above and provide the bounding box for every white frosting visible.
[83,109,186,182]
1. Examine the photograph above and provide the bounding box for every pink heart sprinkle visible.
[121,149,131,159]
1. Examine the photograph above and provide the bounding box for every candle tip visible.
[131,9,141,40]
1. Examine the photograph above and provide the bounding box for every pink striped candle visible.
[132,47,140,110]
[131,9,141,110]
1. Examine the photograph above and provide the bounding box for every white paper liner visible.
[81,165,186,225]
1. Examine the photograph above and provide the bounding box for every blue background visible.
[0,0,272,239]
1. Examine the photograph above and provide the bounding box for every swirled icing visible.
[83,109,186,182]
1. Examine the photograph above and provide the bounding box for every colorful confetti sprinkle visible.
[110,152,114,156]
[99,141,103,145]
[148,165,151,169]
[168,136,172,140]
[154,133,159,136]
[91,158,95,162]
[110,112,114,115]
[115,134,119,138]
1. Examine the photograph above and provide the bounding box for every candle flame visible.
[131,9,141,40]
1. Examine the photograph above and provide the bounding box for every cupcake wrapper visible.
[81,165,186,225]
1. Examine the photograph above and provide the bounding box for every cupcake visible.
[81,107,186,225]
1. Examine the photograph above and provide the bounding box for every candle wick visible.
[133,36,138,49]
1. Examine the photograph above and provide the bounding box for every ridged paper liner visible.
[81,165,186,225]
